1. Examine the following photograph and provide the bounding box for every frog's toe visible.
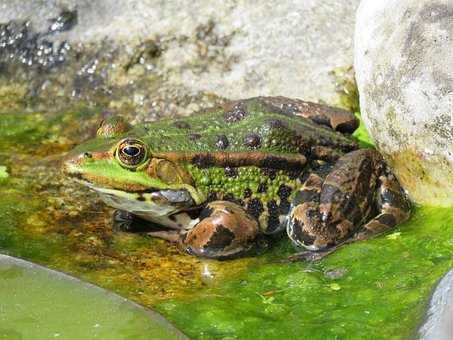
[183,201,259,259]
[288,249,331,262]
[287,202,329,250]
[112,210,135,232]
[112,210,150,232]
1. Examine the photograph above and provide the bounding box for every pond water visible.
[0,255,187,340]
[0,108,452,339]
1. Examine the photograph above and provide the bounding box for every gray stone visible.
[354,0,453,206]
[0,0,360,116]
[419,269,453,340]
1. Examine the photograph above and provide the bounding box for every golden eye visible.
[115,138,149,168]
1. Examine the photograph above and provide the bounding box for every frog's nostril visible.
[83,152,93,158]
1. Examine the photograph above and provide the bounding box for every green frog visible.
[63,96,411,260]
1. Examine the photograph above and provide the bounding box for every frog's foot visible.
[112,210,153,232]
[182,201,259,259]
[112,210,136,232]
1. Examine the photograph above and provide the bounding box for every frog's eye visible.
[115,138,149,169]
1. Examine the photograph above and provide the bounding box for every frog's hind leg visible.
[355,170,411,241]
[288,163,411,262]
[182,201,259,259]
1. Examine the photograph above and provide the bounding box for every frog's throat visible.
[84,182,196,218]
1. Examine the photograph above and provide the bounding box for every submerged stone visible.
[0,254,188,340]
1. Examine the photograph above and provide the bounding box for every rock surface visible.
[0,0,359,116]
[419,269,453,340]
[355,0,453,206]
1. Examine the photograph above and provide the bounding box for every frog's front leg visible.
[113,210,146,232]
[182,201,259,259]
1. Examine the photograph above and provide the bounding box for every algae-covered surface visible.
[0,106,452,339]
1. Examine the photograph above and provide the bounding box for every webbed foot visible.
[112,210,152,232]
[112,210,135,232]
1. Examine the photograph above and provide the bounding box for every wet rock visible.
[0,0,360,116]
[355,0,453,205]
[419,269,453,340]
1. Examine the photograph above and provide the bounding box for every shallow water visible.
[0,255,186,340]
[0,108,451,339]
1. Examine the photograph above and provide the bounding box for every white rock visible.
[419,269,453,340]
[355,0,453,206]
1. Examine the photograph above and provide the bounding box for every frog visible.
[63,96,411,261]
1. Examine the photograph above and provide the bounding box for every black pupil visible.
[123,146,140,157]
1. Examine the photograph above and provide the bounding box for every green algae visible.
[157,206,453,339]
[0,107,452,339]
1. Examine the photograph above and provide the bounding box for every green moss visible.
[352,112,374,148]
[157,206,453,339]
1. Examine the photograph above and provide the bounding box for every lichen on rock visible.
[354,0,453,206]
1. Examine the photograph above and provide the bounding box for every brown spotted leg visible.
[288,160,411,262]
[182,201,259,259]
[355,170,411,241]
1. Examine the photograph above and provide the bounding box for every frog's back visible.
[133,98,356,156]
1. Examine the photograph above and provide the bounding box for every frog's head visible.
[63,117,202,218]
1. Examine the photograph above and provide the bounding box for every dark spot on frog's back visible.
[215,135,229,149]
[261,168,277,180]
[244,133,262,148]
[257,183,267,193]
[246,198,264,219]
[205,224,235,251]
[224,166,238,177]
[243,188,252,198]
[278,184,292,200]
[224,105,248,123]
[266,200,281,233]
[174,121,191,129]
